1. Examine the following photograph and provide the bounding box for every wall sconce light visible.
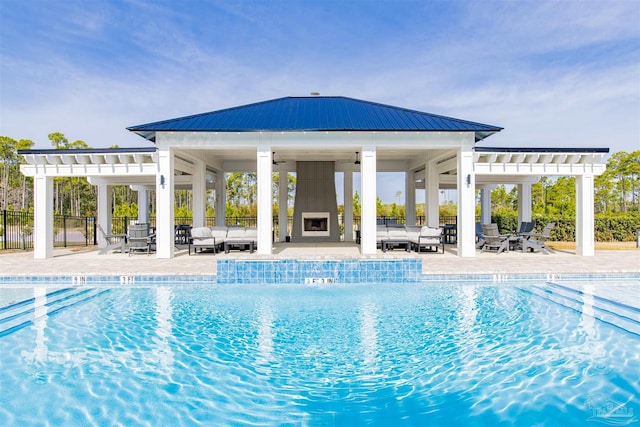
[466,174,471,187]
[160,175,165,188]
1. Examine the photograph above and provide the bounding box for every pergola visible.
[20,96,608,259]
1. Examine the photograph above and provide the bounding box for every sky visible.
[1,0,639,203]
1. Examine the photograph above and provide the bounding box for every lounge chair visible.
[521,222,555,254]
[97,224,126,254]
[410,226,444,253]
[481,224,510,254]
[510,221,535,250]
[128,224,154,256]
[518,221,535,235]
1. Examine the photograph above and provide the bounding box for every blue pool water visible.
[0,281,638,426]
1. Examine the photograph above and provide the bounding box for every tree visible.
[353,191,361,216]
[0,136,34,210]
[0,136,18,210]
[491,185,516,214]
[48,132,69,149]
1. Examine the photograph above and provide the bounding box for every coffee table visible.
[224,240,255,254]
[381,239,410,252]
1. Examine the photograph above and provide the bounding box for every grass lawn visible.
[548,241,639,250]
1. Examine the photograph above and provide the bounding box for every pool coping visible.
[1,272,638,285]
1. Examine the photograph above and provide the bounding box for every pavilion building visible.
[19,96,608,259]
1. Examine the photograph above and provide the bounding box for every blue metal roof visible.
[127,96,503,142]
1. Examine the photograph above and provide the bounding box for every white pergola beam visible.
[21,163,158,177]
[474,163,606,176]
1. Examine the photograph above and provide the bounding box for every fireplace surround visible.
[301,212,330,237]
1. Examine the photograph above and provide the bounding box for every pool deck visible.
[0,243,638,277]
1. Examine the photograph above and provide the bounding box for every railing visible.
[1,210,457,250]
[1,210,96,250]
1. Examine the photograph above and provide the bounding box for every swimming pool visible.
[1,280,638,426]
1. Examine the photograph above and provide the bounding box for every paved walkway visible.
[0,243,638,277]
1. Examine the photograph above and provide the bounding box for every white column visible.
[406,170,416,225]
[33,175,53,259]
[457,144,476,257]
[344,170,354,241]
[256,145,272,254]
[131,185,149,224]
[480,186,492,224]
[576,174,595,256]
[426,156,439,228]
[96,184,112,248]
[278,171,288,242]
[192,159,206,227]
[156,146,174,259]
[360,145,377,254]
[517,183,532,224]
[215,172,226,226]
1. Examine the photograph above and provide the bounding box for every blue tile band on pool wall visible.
[216,259,423,284]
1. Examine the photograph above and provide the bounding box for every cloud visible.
[1,0,638,157]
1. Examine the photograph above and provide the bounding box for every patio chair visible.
[128,224,154,256]
[481,224,510,254]
[189,227,219,255]
[521,222,555,254]
[410,226,444,253]
[511,221,536,251]
[518,221,535,235]
[97,224,126,255]
[475,222,485,249]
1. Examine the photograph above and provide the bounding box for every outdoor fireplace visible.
[301,212,330,237]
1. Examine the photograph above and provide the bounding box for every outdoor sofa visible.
[189,226,257,255]
[376,224,444,253]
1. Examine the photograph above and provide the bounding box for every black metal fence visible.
[1,210,458,250]
[1,210,96,250]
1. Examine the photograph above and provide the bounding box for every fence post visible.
[85,217,88,246]
[63,215,67,247]
[93,217,97,246]
[2,210,6,250]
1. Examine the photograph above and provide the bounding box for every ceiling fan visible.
[272,152,286,165]
[336,152,362,165]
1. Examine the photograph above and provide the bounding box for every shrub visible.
[490,211,640,242]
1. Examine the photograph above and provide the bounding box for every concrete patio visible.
[1,243,638,277]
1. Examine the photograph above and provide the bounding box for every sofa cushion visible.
[227,227,245,239]
[387,226,408,238]
[190,227,212,239]
[210,226,228,239]
[405,225,422,240]
[244,228,257,240]
[376,225,389,240]
[420,226,442,237]
[192,238,216,247]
